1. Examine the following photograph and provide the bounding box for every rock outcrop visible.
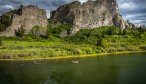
[0,5,48,37]
[50,0,128,35]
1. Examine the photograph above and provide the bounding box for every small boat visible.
[33,61,40,64]
[72,60,79,64]
[33,61,37,64]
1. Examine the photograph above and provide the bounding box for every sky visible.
[0,0,146,25]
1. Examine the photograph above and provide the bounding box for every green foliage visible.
[0,38,2,46]
[102,31,106,38]
[96,37,103,47]
[0,23,5,31]
[24,35,34,41]
[119,28,122,35]
[107,26,118,35]
[26,25,47,41]
[15,26,25,39]
[64,26,119,45]
[0,15,11,31]
[123,29,127,35]
[1,26,146,59]
[46,23,72,38]
[1,15,11,25]
[126,29,143,38]
[31,25,45,36]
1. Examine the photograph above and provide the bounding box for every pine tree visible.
[119,28,122,35]
[102,31,105,38]
[15,26,25,39]
[96,36,103,47]
[0,38,2,46]
[123,29,127,35]
[108,26,116,35]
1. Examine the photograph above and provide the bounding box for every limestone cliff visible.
[50,0,128,35]
[0,5,48,37]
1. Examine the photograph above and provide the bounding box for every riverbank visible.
[0,50,146,61]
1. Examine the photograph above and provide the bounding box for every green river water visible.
[0,53,146,84]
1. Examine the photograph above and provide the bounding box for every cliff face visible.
[0,5,48,37]
[51,0,128,35]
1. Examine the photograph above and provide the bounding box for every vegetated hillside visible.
[64,26,146,52]
[0,25,146,59]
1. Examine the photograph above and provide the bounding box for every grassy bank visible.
[0,51,146,61]
[0,26,146,60]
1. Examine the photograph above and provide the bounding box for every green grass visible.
[0,26,146,60]
[0,40,97,59]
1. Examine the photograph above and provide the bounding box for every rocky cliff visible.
[0,5,48,37]
[50,0,128,35]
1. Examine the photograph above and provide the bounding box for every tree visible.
[0,15,11,32]
[15,26,25,39]
[107,26,116,35]
[1,15,11,27]
[119,28,122,35]
[123,29,127,35]
[0,38,2,46]
[102,31,105,38]
[45,28,50,38]
[0,23,5,31]
[96,35,103,47]
[96,38,103,47]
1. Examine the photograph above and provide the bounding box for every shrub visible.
[119,28,122,35]
[71,48,82,55]
[123,29,127,35]
[102,31,105,38]
[64,26,116,44]
[0,38,2,46]
[96,37,103,47]
[46,23,72,38]
[15,26,25,39]
[0,23,5,31]
[24,35,34,41]
[107,26,117,35]
[31,25,46,37]
[0,15,11,31]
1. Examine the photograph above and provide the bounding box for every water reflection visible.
[0,53,146,84]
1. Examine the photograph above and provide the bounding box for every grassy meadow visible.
[0,26,146,60]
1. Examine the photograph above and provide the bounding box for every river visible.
[0,53,146,84]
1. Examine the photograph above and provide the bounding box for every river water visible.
[0,53,146,84]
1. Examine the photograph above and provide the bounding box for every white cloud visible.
[78,0,97,4]
[132,20,143,24]
[0,5,14,9]
[119,2,137,10]
[78,0,88,4]
[124,13,146,20]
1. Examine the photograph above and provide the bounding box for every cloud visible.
[0,5,14,14]
[119,2,137,10]
[78,0,87,3]
[124,13,146,19]
[124,13,146,25]
[117,0,146,25]
[0,5,14,9]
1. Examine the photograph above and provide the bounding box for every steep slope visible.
[0,5,48,37]
[50,0,128,35]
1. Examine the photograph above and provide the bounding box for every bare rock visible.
[0,5,48,37]
[50,0,128,35]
